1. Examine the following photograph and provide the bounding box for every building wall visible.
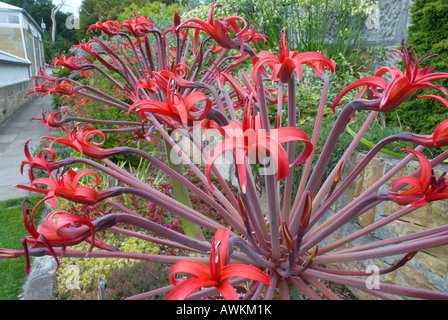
[0,9,44,126]
[0,27,23,58]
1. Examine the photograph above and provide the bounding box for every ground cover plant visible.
[0,196,44,300]
[2,3,448,300]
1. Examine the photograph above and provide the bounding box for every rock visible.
[21,256,57,300]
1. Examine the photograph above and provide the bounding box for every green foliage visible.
[182,0,376,71]
[77,0,181,39]
[0,196,44,300]
[387,0,448,134]
[117,1,183,30]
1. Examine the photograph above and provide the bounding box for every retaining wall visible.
[325,151,448,299]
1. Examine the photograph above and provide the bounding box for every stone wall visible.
[326,151,448,299]
[360,0,413,69]
[359,0,412,49]
[0,79,35,124]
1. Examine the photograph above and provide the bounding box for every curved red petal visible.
[221,264,272,286]
[164,276,217,300]
[216,279,239,300]
[331,76,389,111]
[169,260,211,286]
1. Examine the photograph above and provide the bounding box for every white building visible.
[0,1,45,124]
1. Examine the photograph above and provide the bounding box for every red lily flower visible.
[87,16,120,36]
[387,149,448,207]
[42,126,117,159]
[25,80,55,97]
[129,88,212,127]
[238,25,268,45]
[119,124,151,149]
[21,140,57,181]
[405,95,448,148]
[43,126,120,159]
[190,119,225,139]
[205,100,313,192]
[165,228,271,300]
[135,77,157,95]
[120,14,154,37]
[73,41,119,73]
[303,57,337,80]
[144,63,196,92]
[31,65,57,82]
[331,43,448,112]
[252,29,335,85]
[174,3,248,55]
[210,44,224,54]
[51,53,87,70]
[22,202,114,273]
[16,169,113,209]
[31,80,75,96]
[32,110,64,132]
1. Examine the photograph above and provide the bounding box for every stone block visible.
[329,151,448,298]
[20,256,56,300]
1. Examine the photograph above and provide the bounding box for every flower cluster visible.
[2,4,448,300]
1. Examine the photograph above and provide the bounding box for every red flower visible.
[149,63,196,92]
[205,101,312,193]
[73,41,119,73]
[174,3,248,55]
[387,149,448,207]
[129,89,212,127]
[22,203,114,273]
[135,77,157,95]
[120,14,154,37]
[165,228,271,300]
[25,81,55,97]
[405,95,448,148]
[252,29,335,85]
[16,169,113,209]
[43,126,119,159]
[87,16,120,36]
[21,140,57,180]
[51,53,87,70]
[331,44,448,112]
[32,110,64,132]
[210,44,223,53]
[238,25,268,45]
[28,80,76,97]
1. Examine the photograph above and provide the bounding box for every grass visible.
[0,196,44,300]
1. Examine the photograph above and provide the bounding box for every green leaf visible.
[346,125,405,158]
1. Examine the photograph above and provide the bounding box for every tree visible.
[51,0,66,43]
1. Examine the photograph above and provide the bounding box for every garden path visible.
[0,93,57,300]
[0,94,52,201]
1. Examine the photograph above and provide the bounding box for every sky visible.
[52,0,82,16]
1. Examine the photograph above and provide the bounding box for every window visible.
[0,12,20,25]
